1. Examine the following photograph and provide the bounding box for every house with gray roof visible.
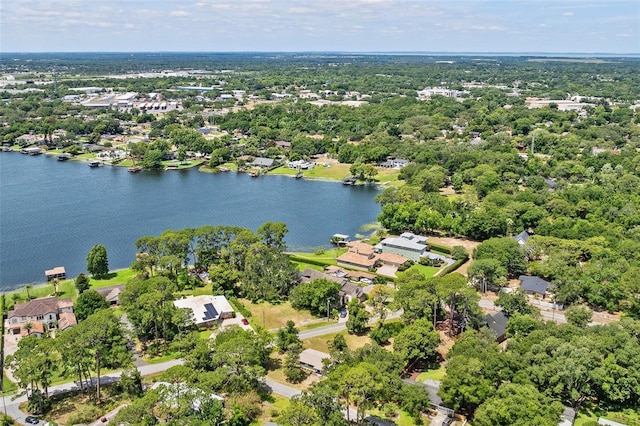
[484,310,508,342]
[519,275,550,298]
[251,157,275,168]
[376,232,428,261]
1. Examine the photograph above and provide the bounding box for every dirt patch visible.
[428,236,481,277]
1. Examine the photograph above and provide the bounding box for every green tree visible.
[495,289,538,317]
[468,258,507,291]
[290,279,341,317]
[257,221,289,252]
[74,273,90,294]
[277,320,301,353]
[338,362,384,424]
[86,244,109,277]
[74,290,109,322]
[473,237,527,277]
[346,299,370,335]
[565,305,593,328]
[69,309,132,402]
[279,398,319,426]
[473,383,563,426]
[242,242,298,302]
[393,318,441,367]
[284,343,306,383]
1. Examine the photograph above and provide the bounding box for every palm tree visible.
[25,284,32,300]
[23,321,33,336]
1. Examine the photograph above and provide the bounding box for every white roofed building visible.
[173,295,234,328]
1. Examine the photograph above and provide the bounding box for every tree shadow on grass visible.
[93,272,117,281]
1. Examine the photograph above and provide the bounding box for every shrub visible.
[67,405,102,425]
[314,248,325,255]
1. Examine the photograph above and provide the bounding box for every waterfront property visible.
[7,296,76,335]
[376,232,428,261]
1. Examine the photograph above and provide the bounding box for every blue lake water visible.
[0,153,381,290]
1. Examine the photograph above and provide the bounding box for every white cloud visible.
[563,12,574,16]
[169,10,189,17]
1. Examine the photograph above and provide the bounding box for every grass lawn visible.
[416,365,447,382]
[32,386,129,426]
[288,248,347,263]
[144,352,181,364]
[406,264,440,279]
[255,394,291,425]
[89,268,138,288]
[2,375,18,394]
[240,300,319,330]
[265,353,323,392]
[302,330,371,353]
[369,407,418,426]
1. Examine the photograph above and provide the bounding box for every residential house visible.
[95,284,126,305]
[275,141,291,149]
[300,268,347,286]
[173,295,234,328]
[379,159,409,169]
[337,250,378,271]
[378,252,409,268]
[376,232,428,261]
[299,268,365,305]
[512,230,534,259]
[339,282,367,305]
[251,157,275,168]
[7,296,75,335]
[21,321,46,338]
[287,159,315,170]
[484,310,508,343]
[58,312,78,331]
[299,349,331,374]
[519,275,550,299]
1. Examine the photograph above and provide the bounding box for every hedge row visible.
[439,258,467,275]
[228,296,252,318]
[428,242,452,255]
[287,255,334,268]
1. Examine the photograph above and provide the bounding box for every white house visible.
[173,295,234,328]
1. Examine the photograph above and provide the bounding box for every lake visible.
[0,153,381,290]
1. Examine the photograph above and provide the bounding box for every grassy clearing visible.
[406,264,440,279]
[416,365,447,382]
[144,352,181,364]
[288,248,347,263]
[302,330,371,353]
[2,376,18,393]
[255,394,291,425]
[240,300,318,330]
[33,386,129,426]
[265,353,322,392]
[89,269,138,288]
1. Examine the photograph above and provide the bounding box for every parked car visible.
[442,417,454,426]
[241,318,249,325]
[340,308,347,318]
[25,417,40,424]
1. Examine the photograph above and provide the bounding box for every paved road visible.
[298,309,404,340]
[479,299,568,323]
[3,358,185,425]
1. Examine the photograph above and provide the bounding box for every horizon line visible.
[1,50,639,57]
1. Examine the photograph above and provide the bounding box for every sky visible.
[1,0,638,54]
